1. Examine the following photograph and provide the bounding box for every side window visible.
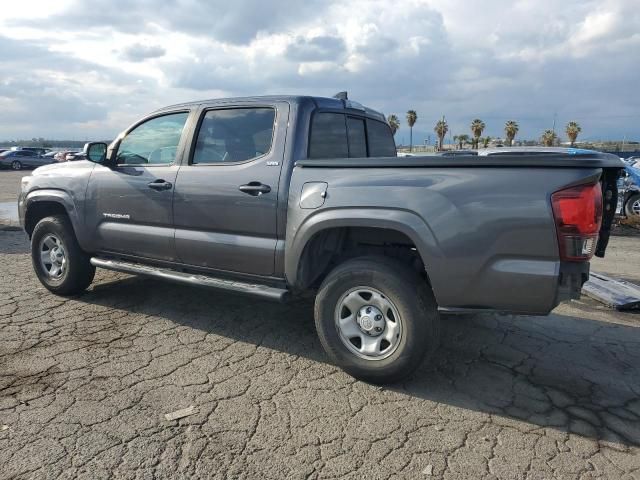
[309,113,348,159]
[347,117,367,158]
[116,112,189,165]
[367,119,397,157]
[192,108,275,164]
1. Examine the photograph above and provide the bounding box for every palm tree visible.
[470,119,486,149]
[406,110,417,152]
[454,134,470,149]
[541,129,557,147]
[434,117,448,151]
[504,120,519,146]
[387,115,400,136]
[565,121,582,147]
[481,136,491,148]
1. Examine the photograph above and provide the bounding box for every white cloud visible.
[0,0,638,142]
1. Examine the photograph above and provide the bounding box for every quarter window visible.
[192,108,275,164]
[309,113,348,159]
[367,119,397,157]
[116,112,189,165]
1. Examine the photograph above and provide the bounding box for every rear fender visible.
[285,207,442,289]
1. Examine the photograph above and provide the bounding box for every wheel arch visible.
[285,208,443,293]
[24,190,81,240]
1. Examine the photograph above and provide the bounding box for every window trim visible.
[346,115,369,158]
[113,110,190,168]
[188,105,277,167]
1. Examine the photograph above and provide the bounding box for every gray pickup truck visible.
[18,94,623,383]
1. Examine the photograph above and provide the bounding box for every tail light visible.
[551,183,602,261]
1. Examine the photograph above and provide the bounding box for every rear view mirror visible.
[84,142,107,163]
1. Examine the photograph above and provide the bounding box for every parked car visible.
[0,150,56,170]
[65,151,87,161]
[18,94,624,383]
[620,165,640,217]
[478,146,598,156]
[10,146,50,156]
[435,149,478,157]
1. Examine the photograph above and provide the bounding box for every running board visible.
[90,257,289,302]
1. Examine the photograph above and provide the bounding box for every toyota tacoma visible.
[18,94,623,383]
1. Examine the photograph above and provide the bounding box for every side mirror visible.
[84,142,107,163]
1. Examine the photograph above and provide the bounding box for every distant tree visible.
[406,110,417,152]
[454,134,470,149]
[387,114,400,136]
[481,136,491,148]
[541,129,557,147]
[565,121,582,147]
[434,118,448,151]
[470,119,486,149]
[504,120,519,146]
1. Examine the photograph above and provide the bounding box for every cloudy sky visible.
[0,0,638,144]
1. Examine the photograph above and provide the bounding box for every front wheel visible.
[314,257,440,384]
[625,193,640,217]
[11,160,22,170]
[31,215,95,295]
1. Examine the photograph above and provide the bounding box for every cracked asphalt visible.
[1,170,640,479]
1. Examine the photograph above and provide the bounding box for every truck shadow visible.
[83,272,640,448]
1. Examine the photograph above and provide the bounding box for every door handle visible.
[148,179,173,191]
[239,182,271,196]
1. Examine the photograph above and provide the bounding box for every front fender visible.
[284,207,443,289]
[21,189,87,246]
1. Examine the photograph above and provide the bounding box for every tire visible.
[11,160,22,170]
[314,256,440,384]
[31,215,95,295]
[625,193,640,217]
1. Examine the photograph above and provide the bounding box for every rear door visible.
[172,102,288,276]
[17,151,38,167]
[85,110,191,261]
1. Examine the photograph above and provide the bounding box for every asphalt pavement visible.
[1,170,639,479]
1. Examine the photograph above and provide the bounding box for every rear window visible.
[309,112,396,159]
[367,119,397,157]
[309,113,348,159]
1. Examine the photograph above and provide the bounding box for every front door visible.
[172,103,288,276]
[85,111,191,261]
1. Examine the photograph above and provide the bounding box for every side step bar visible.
[90,257,289,302]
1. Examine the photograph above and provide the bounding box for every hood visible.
[32,160,96,176]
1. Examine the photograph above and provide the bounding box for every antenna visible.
[333,91,348,100]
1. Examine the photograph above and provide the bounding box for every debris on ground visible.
[422,464,433,476]
[164,406,198,422]
[583,272,640,311]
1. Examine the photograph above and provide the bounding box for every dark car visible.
[0,150,55,170]
[435,149,478,157]
[11,146,50,156]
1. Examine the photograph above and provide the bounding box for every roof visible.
[152,95,386,121]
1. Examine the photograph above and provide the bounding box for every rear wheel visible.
[31,215,95,295]
[625,193,640,217]
[11,160,22,170]
[314,256,440,384]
